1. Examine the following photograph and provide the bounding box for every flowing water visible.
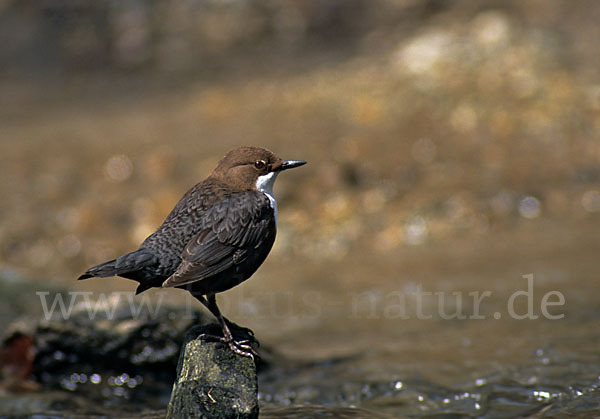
[248,222,600,417]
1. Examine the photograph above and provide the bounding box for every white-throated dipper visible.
[78,146,306,357]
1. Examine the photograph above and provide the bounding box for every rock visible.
[3,297,207,409]
[167,324,259,419]
[0,331,39,392]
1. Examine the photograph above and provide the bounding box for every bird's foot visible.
[197,333,259,360]
[226,338,259,360]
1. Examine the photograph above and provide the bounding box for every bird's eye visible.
[254,160,266,170]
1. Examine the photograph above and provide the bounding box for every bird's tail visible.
[78,259,119,280]
[78,249,156,281]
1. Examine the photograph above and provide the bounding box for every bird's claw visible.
[197,333,259,360]
[227,339,259,360]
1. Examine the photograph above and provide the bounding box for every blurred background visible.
[1,0,600,417]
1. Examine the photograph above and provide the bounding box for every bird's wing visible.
[162,191,275,288]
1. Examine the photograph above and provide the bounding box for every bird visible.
[78,146,306,357]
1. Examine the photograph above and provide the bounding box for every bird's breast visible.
[255,172,279,223]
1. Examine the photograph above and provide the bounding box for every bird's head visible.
[211,146,306,193]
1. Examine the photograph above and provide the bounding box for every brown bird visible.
[79,146,306,357]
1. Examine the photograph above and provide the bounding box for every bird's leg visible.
[194,294,254,337]
[195,293,258,359]
[204,294,259,359]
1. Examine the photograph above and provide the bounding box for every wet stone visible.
[8,299,208,410]
[167,324,259,419]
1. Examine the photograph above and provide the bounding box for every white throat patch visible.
[256,171,280,222]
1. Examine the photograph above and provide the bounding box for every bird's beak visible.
[278,160,307,171]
